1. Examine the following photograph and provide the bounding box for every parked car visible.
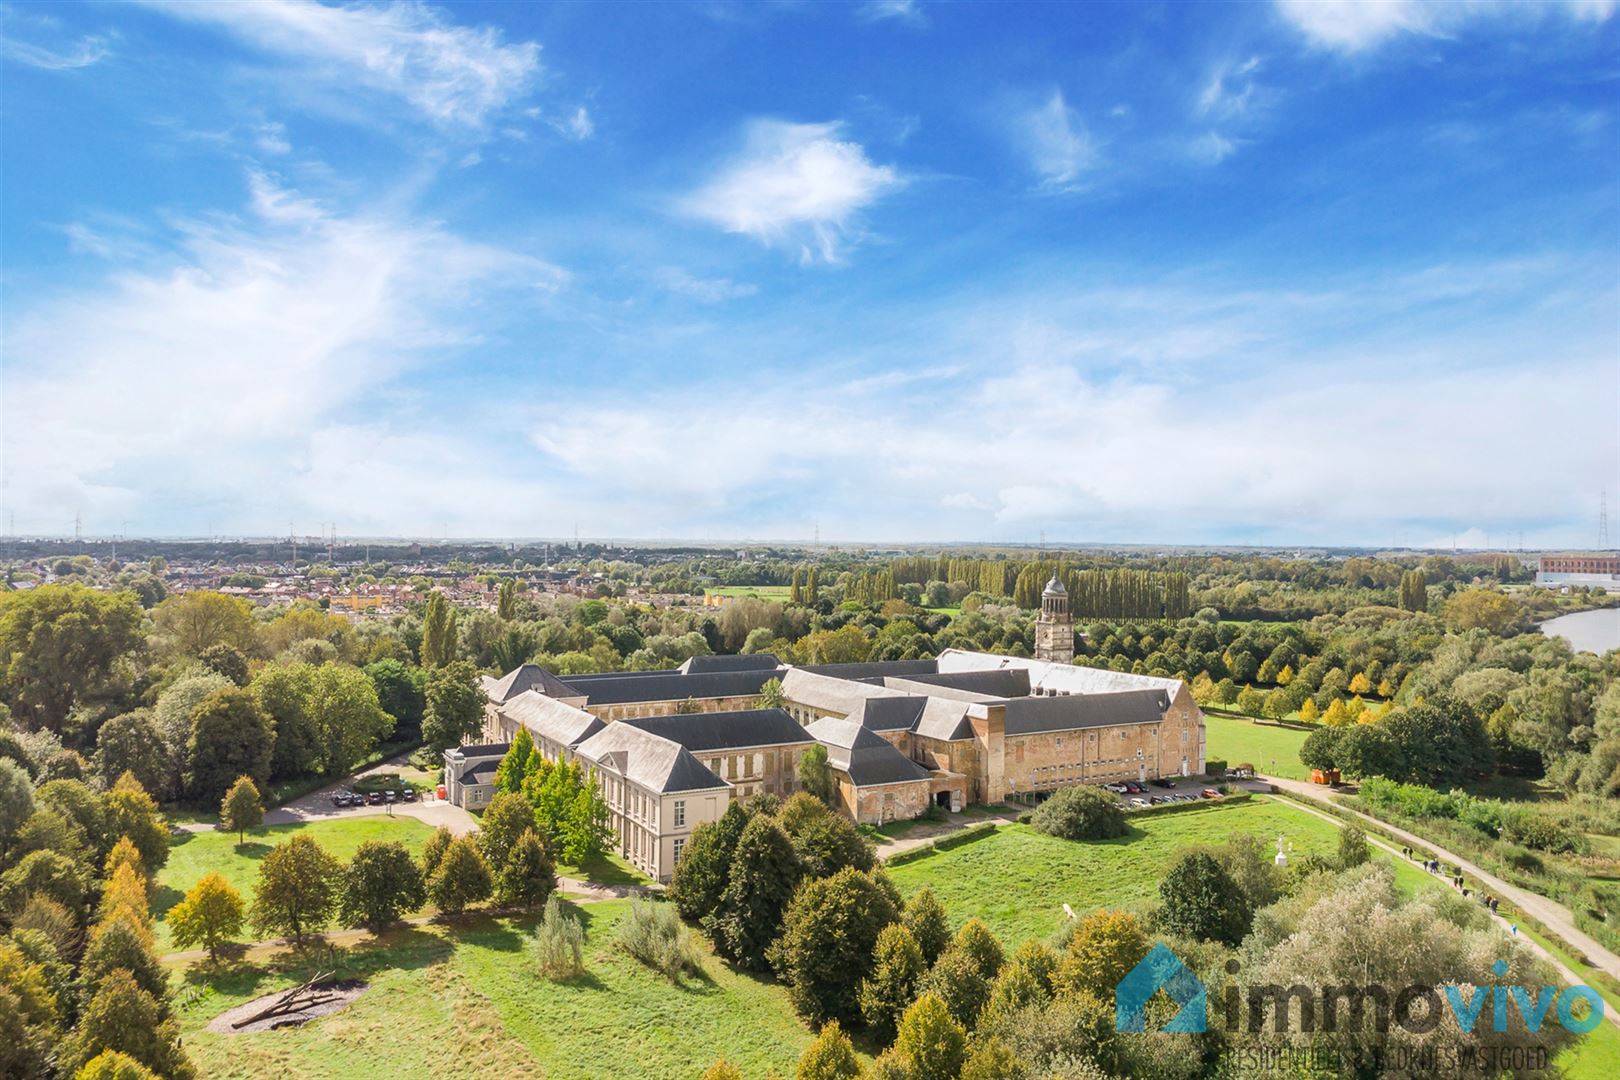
[1104,783,1127,794]
[1123,782,1145,794]
[1129,797,1149,808]
[400,788,417,803]
[384,790,398,803]
[1150,778,1176,789]
[1200,788,1222,799]
[329,791,347,807]
[366,791,384,806]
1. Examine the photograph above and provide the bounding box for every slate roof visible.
[1001,689,1171,735]
[935,649,1190,700]
[804,717,931,787]
[464,760,502,784]
[677,654,782,674]
[912,697,976,741]
[573,724,727,794]
[800,659,939,681]
[448,742,511,758]
[498,690,605,748]
[780,667,913,718]
[887,669,1032,699]
[853,695,928,732]
[558,668,780,706]
[482,664,585,704]
[620,709,814,753]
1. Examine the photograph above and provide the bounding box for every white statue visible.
[1274,833,1288,867]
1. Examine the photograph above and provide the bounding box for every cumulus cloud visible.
[1015,90,1097,190]
[142,0,541,127]
[2,173,563,533]
[1275,0,1615,52]
[679,119,902,264]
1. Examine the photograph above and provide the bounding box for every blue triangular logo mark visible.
[1115,942,1206,1032]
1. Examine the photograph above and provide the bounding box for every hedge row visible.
[1126,791,1252,819]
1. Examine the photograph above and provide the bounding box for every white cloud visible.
[1189,131,1239,164]
[1197,57,1262,119]
[679,119,902,264]
[653,267,758,304]
[563,106,593,140]
[2,174,563,532]
[1015,90,1097,191]
[859,0,927,26]
[254,121,292,155]
[142,0,540,127]
[0,31,109,70]
[1275,0,1615,52]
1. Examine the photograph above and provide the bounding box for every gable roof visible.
[780,667,913,718]
[805,717,932,787]
[558,668,780,706]
[853,695,928,732]
[935,649,1190,700]
[498,690,605,748]
[573,723,727,795]
[800,659,939,681]
[912,697,976,741]
[887,668,1032,699]
[1001,689,1171,735]
[678,653,782,674]
[482,664,585,704]
[620,709,814,753]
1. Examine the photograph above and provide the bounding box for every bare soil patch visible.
[208,978,368,1034]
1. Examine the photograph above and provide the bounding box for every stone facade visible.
[690,743,812,802]
[1034,573,1075,664]
[837,775,932,825]
[585,693,764,722]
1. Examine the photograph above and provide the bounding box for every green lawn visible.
[886,796,1429,945]
[1202,712,1312,780]
[156,818,436,949]
[175,901,812,1079]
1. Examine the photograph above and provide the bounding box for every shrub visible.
[1204,759,1228,777]
[1028,786,1127,841]
[617,898,703,981]
[535,895,585,979]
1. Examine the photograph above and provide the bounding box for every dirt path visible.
[874,808,1024,859]
[1263,791,1620,1032]
[1261,775,1620,986]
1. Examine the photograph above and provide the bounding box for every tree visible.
[479,791,540,869]
[1337,824,1371,869]
[497,828,556,909]
[1235,685,1265,716]
[778,792,874,877]
[1298,725,1343,771]
[796,1020,863,1080]
[100,861,149,928]
[79,915,169,1013]
[74,1050,161,1080]
[253,661,320,781]
[421,825,454,878]
[1052,909,1147,999]
[102,772,169,875]
[1298,697,1320,723]
[339,840,425,930]
[714,815,801,969]
[0,758,35,851]
[1443,588,1525,636]
[0,850,85,920]
[197,644,250,687]
[891,993,967,1080]
[423,660,484,752]
[672,802,748,921]
[1398,569,1428,613]
[153,590,257,659]
[797,744,837,807]
[497,579,517,621]
[185,688,274,805]
[561,770,613,865]
[63,969,194,1080]
[0,584,143,732]
[167,873,244,961]
[1157,850,1251,946]
[91,711,168,796]
[1029,785,1127,840]
[759,676,785,709]
[493,728,535,795]
[902,885,951,966]
[859,923,926,1041]
[219,775,265,846]
[366,659,426,742]
[427,835,493,915]
[959,1037,1027,1080]
[420,591,458,667]
[772,866,900,1026]
[251,833,341,942]
[306,663,394,777]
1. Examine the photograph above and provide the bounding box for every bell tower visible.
[1035,572,1074,664]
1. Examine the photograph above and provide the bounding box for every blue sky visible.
[2,0,1616,547]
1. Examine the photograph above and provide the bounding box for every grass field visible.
[1202,712,1312,780]
[156,818,437,949]
[886,796,1429,945]
[175,901,812,1080]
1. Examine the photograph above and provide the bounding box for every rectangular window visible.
[673,837,685,864]
[674,800,686,827]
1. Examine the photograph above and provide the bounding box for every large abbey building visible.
[457,615,1205,882]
